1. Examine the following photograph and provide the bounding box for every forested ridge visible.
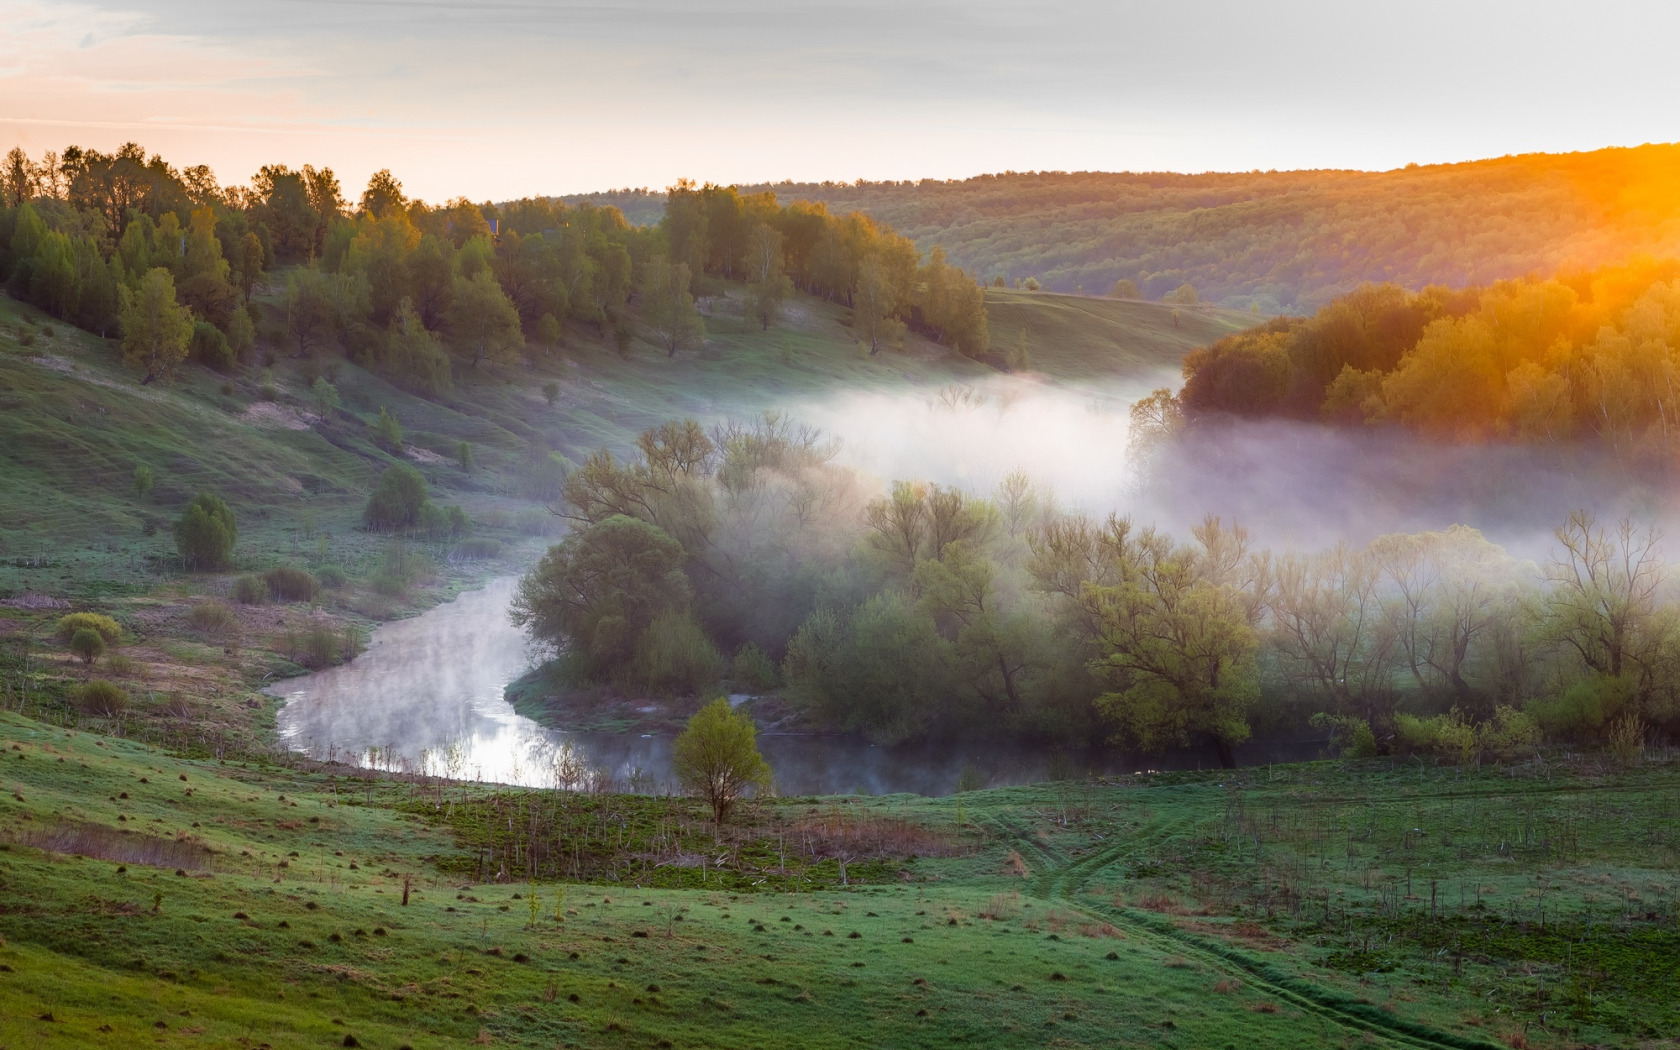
[0,143,993,396]
[573,144,1680,311]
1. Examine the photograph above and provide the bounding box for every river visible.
[271,577,1325,796]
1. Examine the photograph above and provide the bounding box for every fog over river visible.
[271,577,1321,796]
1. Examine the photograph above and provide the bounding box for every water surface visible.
[273,578,1323,795]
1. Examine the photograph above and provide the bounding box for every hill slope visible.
[572,144,1680,310]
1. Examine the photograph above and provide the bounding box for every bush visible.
[189,320,235,372]
[54,612,122,646]
[370,542,429,597]
[186,601,238,635]
[630,610,723,695]
[1526,674,1637,740]
[419,503,469,540]
[730,642,777,691]
[231,575,267,605]
[516,509,554,537]
[363,463,429,530]
[317,565,348,589]
[76,680,129,717]
[69,628,105,665]
[264,566,321,603]
[454,538,503,560]
[284,621,367,670]
[478,509,513,530]
[174,491,237,571]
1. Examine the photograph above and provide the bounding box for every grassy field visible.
[0,709,1673,1048]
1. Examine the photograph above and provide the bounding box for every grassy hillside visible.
[705,144,1680,309]
[0,709,1672,1047]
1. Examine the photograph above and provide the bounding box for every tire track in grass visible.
[1007,814,1506,1050]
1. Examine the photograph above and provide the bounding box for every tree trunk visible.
[1212,735,1236,769]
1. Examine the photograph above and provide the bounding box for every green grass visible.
[2,706,1674,1047]
[983,289,1254,381]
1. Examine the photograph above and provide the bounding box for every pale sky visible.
[3,0,1677,203]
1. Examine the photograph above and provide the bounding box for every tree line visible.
[513,414,1678,766]
[1176,259,1680,465]
[0,143,989,393]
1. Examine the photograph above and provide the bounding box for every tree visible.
[447,270,524,367]
[542,381,560,407]
[371,406,404,452]
[382,298,452,397]
[133,463,153,501]
[509,514,690,680]
[1111,278,1140,299]
[1164,283,1199,305]
[234,231,266,299]
[1534,512,1669,694]
[360,169,408,219]
[1081,517,1268,768]
[363,463,429,530]
[853,253,904,354]
[174,491,237,571]
[673,697,771,824]
[310,377,340,417]
[743,224,792,330]
[640,256,705,357]
[119,268,192,384]
[536,312,562,356]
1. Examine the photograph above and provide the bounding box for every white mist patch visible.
[792,372,1175,513]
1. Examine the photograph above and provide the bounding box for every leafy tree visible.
[639,256,705,357]
[1164,282,1199,305]
[173,491,238,571]
[234,231,266,299]
[359,169,409,219]
[509,514,690,680]
[363,463,429,530]
[133,463,153,501]
[536,312,562,355]
[371,406,403,452]
[743,224,792,330]
[1082,517,1269,768]
[447,270,524,367]
[1110,278,1140,298]
[382,298,452,397]
[457,440,473,471]
[119,268,192,384]
[542,381,560,406]
[672,696,772,824]
[310,376,340,417]
[853,253,905,354]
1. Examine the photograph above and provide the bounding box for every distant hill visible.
[572,144,1680,311]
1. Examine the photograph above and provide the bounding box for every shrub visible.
[231,575,267,605]
[189,320,235,372]
[516,509,554,537]
[370,542,428,597]
[478,509,513,529]
[370,406,403,451]
[630,610,723,696]
[284,621,366,670]
[69,628,106,665]
[264,566,321,603]
[419,502,469,540]
[173,491,237,571]
[673,697,771,824]
[730,642,777,691]
[1526,674,1636,740]
[76,680,129,717]
[1608,711,1647,767]
[363,463,428,530]
[455,538,503,560]
[55,612,122,646]
[187,601,238,635]
[317,565,348,589]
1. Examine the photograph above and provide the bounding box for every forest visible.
[511,405,1677,767]
[1176,258,1680,465]
[690,144,1680,310]
[0,143,992,396]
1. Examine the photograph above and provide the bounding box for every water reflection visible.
[273,577,1325,796]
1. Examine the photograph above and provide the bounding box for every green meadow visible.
[0,710,1674,1048]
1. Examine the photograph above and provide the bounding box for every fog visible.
[794,373,1669,559]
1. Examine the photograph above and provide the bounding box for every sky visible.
[3,0,1678,203]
